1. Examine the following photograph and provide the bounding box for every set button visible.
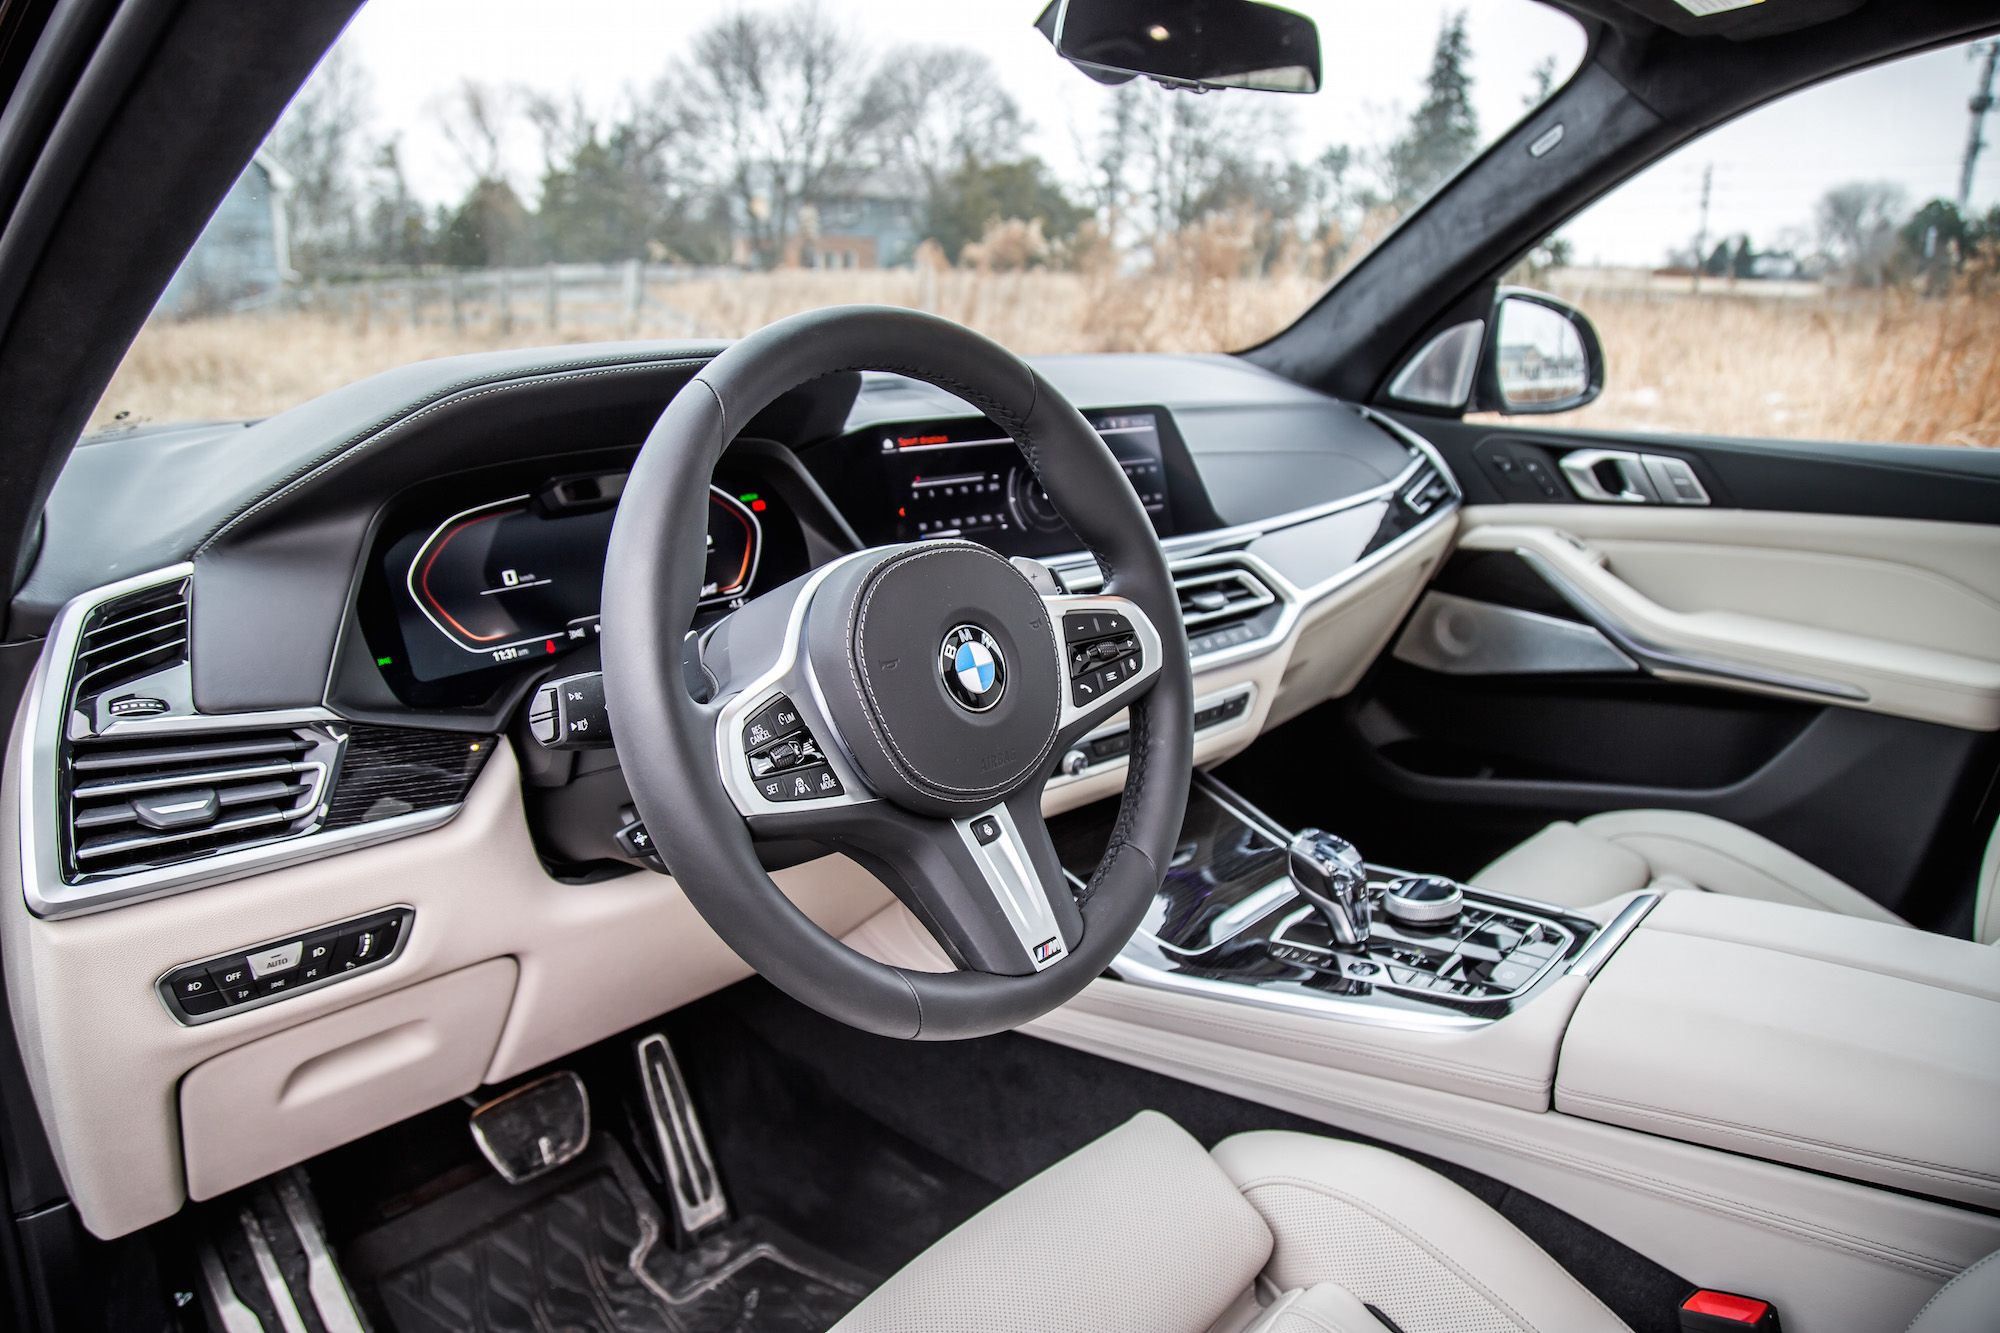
[742,695,843,803]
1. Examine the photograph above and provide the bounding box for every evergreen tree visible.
[1386,11,1479,207]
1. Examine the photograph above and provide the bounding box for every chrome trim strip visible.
[956,803,1068,971]
[1515,549,1871,703]
[1565,892,1661,980]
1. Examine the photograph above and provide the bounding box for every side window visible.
[1511,38,1999,449]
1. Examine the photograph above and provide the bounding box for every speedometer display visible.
[386,482,762,682]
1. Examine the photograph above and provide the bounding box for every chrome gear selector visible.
[1287,829,1370,947]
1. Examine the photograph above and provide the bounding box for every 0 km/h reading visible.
[406,485,761,662]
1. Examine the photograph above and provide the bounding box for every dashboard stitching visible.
[846,544,1059,799]
[194,353,723,555]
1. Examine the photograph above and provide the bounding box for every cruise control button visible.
[764,765,842,802]
[742,695,805,753]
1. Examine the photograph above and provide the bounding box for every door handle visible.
[1558,449,1710,505]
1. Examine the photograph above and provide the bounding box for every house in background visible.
[155,151,294,317]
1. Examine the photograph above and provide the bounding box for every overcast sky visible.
[318,1,2000,268]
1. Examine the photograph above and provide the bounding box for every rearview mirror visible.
[1033,0,1322,94]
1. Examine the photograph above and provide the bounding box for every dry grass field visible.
[91,263,2000,450]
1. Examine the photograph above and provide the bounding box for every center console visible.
[1050,775,1646,1032]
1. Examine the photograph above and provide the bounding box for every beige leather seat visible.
[832,1111,2000,1333]
[1471,808,1913,927]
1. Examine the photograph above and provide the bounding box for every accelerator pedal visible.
[636,1032,729,1235]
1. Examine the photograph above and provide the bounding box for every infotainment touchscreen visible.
[861,410,1173,558]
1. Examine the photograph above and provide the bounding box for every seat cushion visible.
[1472,809,1904,925]
[829,1110,1272,1333]
[1212,1131,1630,1333]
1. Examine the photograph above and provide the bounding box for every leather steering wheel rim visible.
[601,306,1193,1040]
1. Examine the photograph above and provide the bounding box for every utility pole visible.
[1963,41,2000,211]
[1692,162,1712,293]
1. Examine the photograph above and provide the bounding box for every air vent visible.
[69,577,190,710]
[1174,562,1281,659]
[63,727,336,878]
[1175,565,1275,629]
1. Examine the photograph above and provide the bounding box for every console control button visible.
[255,972,300,997]
[179,989,229,1015]
[1487,959,1539,991]
[168,967,215,1000]
[336,915,403,970]
[208,958,252,989]
[247,940,304,978]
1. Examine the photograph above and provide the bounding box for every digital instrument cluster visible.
[808,408,1188,559]
[361,464,801,707]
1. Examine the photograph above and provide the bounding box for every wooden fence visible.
[287,262,743,338]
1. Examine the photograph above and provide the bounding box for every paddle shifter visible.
[1287,829,1370,947]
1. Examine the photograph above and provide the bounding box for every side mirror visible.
[1033,0,1322,94]
[1386,289,1605,415]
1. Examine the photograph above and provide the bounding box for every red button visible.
[1683,1292,1771,1323]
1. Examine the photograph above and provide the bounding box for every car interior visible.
[0,0,1997,1331]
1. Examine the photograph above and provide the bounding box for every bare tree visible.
[1816,180,1907,286]
[264,47,371,272]
[656,3,878,267]
[436,80,514,185]
[855,47,1026,194]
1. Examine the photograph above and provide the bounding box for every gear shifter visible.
[1287,829,1370,947]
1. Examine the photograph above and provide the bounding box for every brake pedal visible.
[636,1032,729,1234]
[468,1070,592,1184]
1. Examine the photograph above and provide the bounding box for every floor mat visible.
[344,1137,873,1333]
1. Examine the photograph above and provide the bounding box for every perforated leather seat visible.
[830,1111,2000,1333]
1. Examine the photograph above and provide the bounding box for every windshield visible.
[90,0,1583,430]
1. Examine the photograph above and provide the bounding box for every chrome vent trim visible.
[63,726,339,878]
[1174,563,1277,629]
[70,576,189,709]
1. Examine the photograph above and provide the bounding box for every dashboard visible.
[5,344,1461,1244]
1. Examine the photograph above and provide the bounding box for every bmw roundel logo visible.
[940,624,1007,712]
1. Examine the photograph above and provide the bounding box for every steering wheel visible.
[600,307,1193,1040]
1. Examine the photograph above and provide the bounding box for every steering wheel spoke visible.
[749,792,1078,976]
[1048,591,1167,744]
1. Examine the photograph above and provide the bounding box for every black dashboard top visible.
[18,340,1420,722]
